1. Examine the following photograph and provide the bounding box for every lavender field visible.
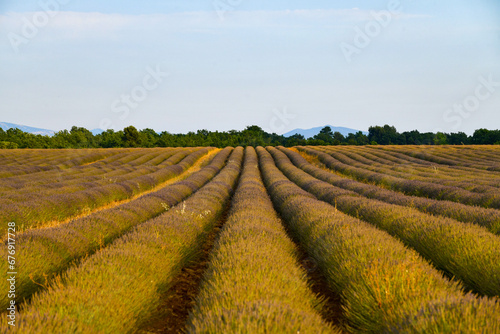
[1,146,500,333]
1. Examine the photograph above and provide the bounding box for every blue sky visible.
[0,0,499,134]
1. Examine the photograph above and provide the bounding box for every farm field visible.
[1,145,500,333]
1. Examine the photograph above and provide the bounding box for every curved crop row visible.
[0,148,184,198]
[371,146,500,176]
[280,147,500,234]
[299,146,500,209]
[0,147,234,311]
[374,146,500,172]
[269,147,500,297]
[0,149,148,180]
[0,149,124,177]
[186,147,337,333]
[0,148,211,229]
[390,146,492,167]
[336,147,499,184]
[257,147,500,333]
[318,147,500,191]
[0,149,185,197]
[3,148,244,333]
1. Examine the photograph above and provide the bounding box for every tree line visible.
[0,125,499,149]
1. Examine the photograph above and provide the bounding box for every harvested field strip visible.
[257,147,500,333]
[299,146,500,209]
[269,147,500,297]
[3,147,244,333]
[0,148,211,230]
[0,148,234,311]
[282,147,500,234]
[186,147,338,333]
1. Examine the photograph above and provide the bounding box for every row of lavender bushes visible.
[321,146,499,190]
[269,147,500,297]
[330,146,497,186]
[0,148,210,231]
[280,147,500,234]
[383,145,500,172]
[186,147,338,333]
[0,147,233,311]
[0,148,124,177]
[257,146,500,333]
[299,146,500,209]
[0,148,183,199]
[2,147,244,333]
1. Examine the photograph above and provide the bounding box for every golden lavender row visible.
[0,148,210,231]
[345,147,500,190]
[1,147,244,333]
[280,147,500,234]
[0,148,123,177]
[299,146,500,209]
[0,148,194,213]
[0,148,183,198]
[369,145,500,174]
[388,145,500,168]
[318,146,500,190]
[0,147,233,311]
[268,147,500,297]
[186,147,338,333]
[366,145,500,173]
[335,147,499,185]
[0,148,157,180]
[257,146,500,333]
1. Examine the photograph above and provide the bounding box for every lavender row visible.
[270,147,500,297]
[186,147,337,333]
[0,148,184,195]
[280,147,500,234]
[318,146,500,191]
[0,149,125,178]
[257,147,500,333]
[0,147,233,311]
[338,147,498,184]
[0,148,210,230]
[299,146,500,209]
[0,149,184,199]
[2,147,244,333]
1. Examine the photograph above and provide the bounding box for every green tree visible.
[368,125,400,145]
[446,132,469,145]
[332,131,345,145]
[139,128,159,147]
[314,126,335,144]
[433,132,448,145]
[98,129,123,148]
[240,126,267,147]
[123,126,140,147]
[68,126,95,148]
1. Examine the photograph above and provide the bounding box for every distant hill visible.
[91,129,104,135]
[284,125,367,139]
[0,122,55,136]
